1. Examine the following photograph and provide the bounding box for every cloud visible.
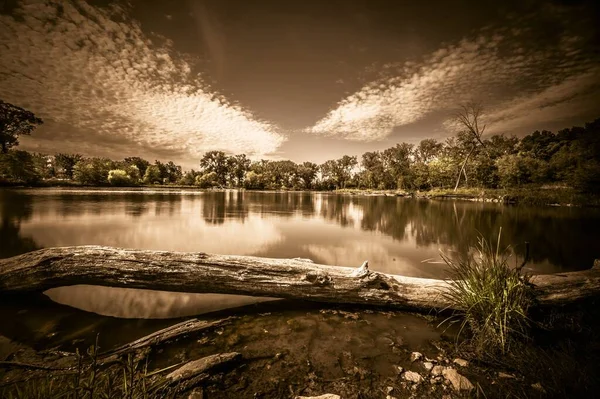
[308,16,599,141]
[0,0,285,159]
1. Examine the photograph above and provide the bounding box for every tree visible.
[320,156,357,189]
[361,151,384,189]
[415,139,443,164]
[165,161,182,184]
[243,170,265,189]
[200,151,228,186]
[452,103,489,191]
[143,165,162,184]
[31,152,55,179]
[0,100,43,153]
[296,162,318,189]
[179,169,200,186]
[227,154,251,187]
[123,157,150,177]
[195,171,218,188]
[0,150,41,184]
[382,144,413,189]
[73,158,113,185]
[55,153,83,180]
[123,164,141,184]
[108,170,133,186]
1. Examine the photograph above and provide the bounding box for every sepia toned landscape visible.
[1,1,600,398]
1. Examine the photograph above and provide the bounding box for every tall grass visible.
[440,230,535,356]
[1,339,175,399]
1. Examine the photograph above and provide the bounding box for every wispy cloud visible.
[308,14,600,141]
[0,0,285,159]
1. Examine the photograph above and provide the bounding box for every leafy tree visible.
[123,157,150,177]
[415,139,443,163]
[200,151,228,186]
[107,169,133,186]
[412,161,431,190]
[31,152,55,179]
[243,170,265,189]
[227,154,251,187]
[124,164,141,184]
[73,158,113,185]
[496,154,548,188]
[361,151,384,189]
[0,100,43,153]
[195,171,218,188]
[0,150,41,184]
[142,165,162,184]
[55,153,83,179]
[153,160,169,184]
[382,143,413,189]
[179,169,200,186]
[296,161,318,189]
[165,161,182,184]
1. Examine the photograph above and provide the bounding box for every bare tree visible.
[453,102,489,191]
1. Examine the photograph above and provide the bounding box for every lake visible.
[1,188,599,349]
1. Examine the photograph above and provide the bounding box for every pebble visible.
[403,371,424,384]
[442,367,474,391]
[410,351,423,362]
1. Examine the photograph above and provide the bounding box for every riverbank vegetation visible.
[1,100,599,202]
[441,232,534,356]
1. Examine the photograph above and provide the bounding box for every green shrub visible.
[195,171,218,188]
[440,230,534,356]
[108,169,133,186]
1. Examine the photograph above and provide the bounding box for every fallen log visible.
[1,246,599,312]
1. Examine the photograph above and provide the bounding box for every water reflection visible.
[2,188,600,319]
[0,190,39,258]
[46,286,275,319]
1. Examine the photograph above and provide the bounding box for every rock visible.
[410,351,423,362]
[498,372,516,379]
[295,395,341,399]
[386,396,398,399]
[431,365,445,376]
[187,388,204,399]
[403,371,424,384]
[453,358,468,367]
[531,382,546,393]
[386,386,394,394]
[423,361,434,371]
[395,365,404,374]
[442,368,474,391]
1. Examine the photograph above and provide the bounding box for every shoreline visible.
[2,183,599,207]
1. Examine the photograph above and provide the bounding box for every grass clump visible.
[440,230,535,356]
[1,336,176,399]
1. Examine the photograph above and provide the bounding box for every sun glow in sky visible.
[0,0,598,167]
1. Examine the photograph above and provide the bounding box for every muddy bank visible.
[4,297,597,398]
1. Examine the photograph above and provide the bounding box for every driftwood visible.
[98,317,234,365]
[1,246,600,312]
[166,352,241,392]
[0,317,238,388]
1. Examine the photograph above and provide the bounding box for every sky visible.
[1,0,599,169]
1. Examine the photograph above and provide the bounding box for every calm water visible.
[1,187,600,354]
[1,188,600,321]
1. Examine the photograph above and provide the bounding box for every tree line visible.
[1,99,599,193]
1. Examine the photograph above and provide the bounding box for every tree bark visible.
[1,246,599,312]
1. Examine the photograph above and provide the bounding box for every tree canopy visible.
[0,100,43,153]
